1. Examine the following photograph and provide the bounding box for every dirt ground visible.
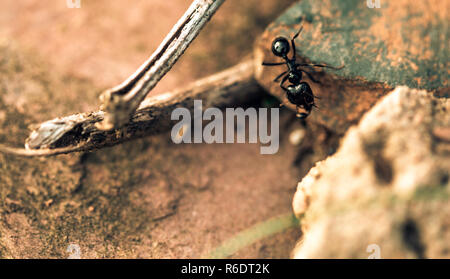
[0,0,340,258]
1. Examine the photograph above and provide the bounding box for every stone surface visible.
[292,87,450,258]
[255,0,449,134]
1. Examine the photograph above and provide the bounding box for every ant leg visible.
[291,26,303,60]
[280,75,289,90]
[274,71,288,82]
[262,62,286,66]
[297,63,344,70]
[299,69,321,84]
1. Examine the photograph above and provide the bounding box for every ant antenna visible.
[293,25,303,40]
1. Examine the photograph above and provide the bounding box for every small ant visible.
[262,26,343,119]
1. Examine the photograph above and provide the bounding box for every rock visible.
[254,0,449,134]
[292,86,449,258]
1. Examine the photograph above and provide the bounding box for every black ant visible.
[262,26,343,119]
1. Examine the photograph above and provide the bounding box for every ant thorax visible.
[287,71,302,84]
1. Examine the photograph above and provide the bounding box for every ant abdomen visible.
[286,82,314,108]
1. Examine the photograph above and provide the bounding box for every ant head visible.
[288,71,301,84]
[271,37,290,58]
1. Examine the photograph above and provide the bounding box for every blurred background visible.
[0,0,297,103]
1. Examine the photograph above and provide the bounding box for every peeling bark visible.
[0,59,260,157]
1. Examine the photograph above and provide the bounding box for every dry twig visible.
[0,60,260,157]
[98,0,225,130]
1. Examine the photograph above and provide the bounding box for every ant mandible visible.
[262,26,343,118]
